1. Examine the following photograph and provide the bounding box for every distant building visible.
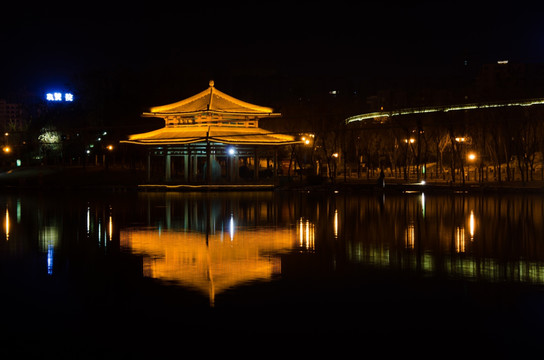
[0,99,24,132]
[474,61,544,100]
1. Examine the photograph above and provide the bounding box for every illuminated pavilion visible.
[121,81,300,185]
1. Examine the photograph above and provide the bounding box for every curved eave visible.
[210,138,302,146]
[120,138,203,145]
[142,111,281,118]
[120,138,302,146]
[121,123,300,147]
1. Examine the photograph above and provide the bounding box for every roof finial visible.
[209,80,214,87]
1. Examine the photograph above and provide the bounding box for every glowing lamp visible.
[227,147,236,156]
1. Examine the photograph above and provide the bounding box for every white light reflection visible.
[229,213,235,241]
[421,192,425,217]
[86,206,91,234]
[109,214,113,241]
[334,209,339,239]
[4,208,9,241]
[469,210,475,240]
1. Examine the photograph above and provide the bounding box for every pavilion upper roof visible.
[144,80,280,118]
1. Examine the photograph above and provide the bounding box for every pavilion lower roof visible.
[120,125,301,146]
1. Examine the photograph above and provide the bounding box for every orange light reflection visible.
[120,226,295,306]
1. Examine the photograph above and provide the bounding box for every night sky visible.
[2,1,544,102]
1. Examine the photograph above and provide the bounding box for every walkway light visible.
[227,146,236,156]
[107,145,114,151]
[332,152,339,158]
[3,146,11,153]
[468,152,476,161]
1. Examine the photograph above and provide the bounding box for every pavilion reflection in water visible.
[119,193,297,306]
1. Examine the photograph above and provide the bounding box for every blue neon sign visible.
[46,92,74,102]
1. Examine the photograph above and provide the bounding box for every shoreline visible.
[0,165,542,194]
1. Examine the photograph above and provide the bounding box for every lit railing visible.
[345,97,544,124]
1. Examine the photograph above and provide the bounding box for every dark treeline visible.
[267,61,544,183]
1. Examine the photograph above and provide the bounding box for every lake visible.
[1,188,543,357]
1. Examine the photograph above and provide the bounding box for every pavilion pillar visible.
[165,153,172,181]
[254,147,259,180]
[184,153,189,182]
[234,154,239,181]
[206,141,211,184]
[274,149,278,183]
[187,145,194,182]
[146,151,151,182]
[228,154,233,181]
[192,154,198,181]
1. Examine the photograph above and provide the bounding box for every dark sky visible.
[2,1,544,98]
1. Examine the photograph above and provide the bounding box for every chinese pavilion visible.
[121,81,300,185]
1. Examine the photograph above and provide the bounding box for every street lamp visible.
[301,136,311,145]
[467,152,477,181]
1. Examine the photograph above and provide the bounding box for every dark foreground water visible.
[1,188,544,357]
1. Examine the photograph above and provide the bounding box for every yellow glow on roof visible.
[150,80,276,115]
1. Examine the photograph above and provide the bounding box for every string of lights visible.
[345,97,544,124]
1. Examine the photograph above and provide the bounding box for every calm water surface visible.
[1,189,543,356]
